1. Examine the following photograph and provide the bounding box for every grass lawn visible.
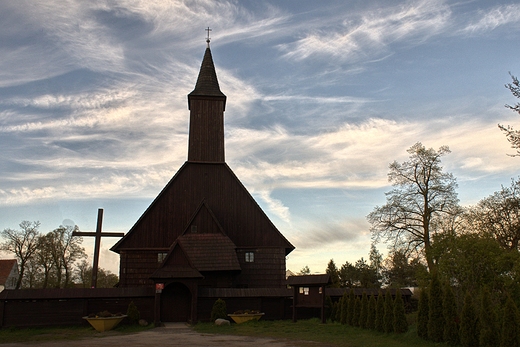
[194,318,443,347]
[0,323,153,344]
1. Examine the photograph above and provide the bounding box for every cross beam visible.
[72,208,124,288]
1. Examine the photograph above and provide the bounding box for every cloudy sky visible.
[1,0,520,275]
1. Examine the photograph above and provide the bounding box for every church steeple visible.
[187,35,227,163]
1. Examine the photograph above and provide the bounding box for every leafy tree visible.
[428,275,444,342]
[393,289,408,333]
[359,292,368,329]
[383,289,394,333]
[0,221,41,289]
[299,265,311,275]
[443,283,459,345]
[75,260,118,288]
[326,259,341,288]
[367,142,459,272]
[501,295,520,347]
[367,294,377,330]
[382,250,426,288]
[417,287,429,340]
[433,232,520,295]
[375,290,385,332]
[466,178,520,251]
[479,287,498,347]
[499,73,520,156]
[460,292,479,347]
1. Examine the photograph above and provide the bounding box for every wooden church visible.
[110,39,294,323]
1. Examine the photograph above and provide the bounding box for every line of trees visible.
[0,222,118,289]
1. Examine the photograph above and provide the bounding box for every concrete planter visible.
[227,313,264,324]
[83,315,127,332]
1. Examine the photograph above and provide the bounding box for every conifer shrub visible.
[325,295,333,321]
[340,292,348,325]
[210,298,228,322]
[383,289,394,333]
[366,295,377,330]
[393,289,408,333]
[359,292,368,329]
[417,287,429,340]
[500,295,520,347]
[347,289,356,326]
[460,292,479,347]
[126,301,140,325]
[334,301,342,322]
[375,290,385,332]
[353,296,361,327]
[479,287,498,347]
[443,283,459,345]
[330,300,338,322]
[428,275,444,342]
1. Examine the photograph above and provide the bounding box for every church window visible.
[158,252,167,263]
[245,251,254,263]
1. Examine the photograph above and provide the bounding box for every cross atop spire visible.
[205,27,212,47]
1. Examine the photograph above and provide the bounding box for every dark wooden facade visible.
[110,44,294,323]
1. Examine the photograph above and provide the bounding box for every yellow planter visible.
[83,315,127,332]
[227,313,264,324]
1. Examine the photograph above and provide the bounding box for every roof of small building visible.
[0,259,17,285]
[287,274,331,286]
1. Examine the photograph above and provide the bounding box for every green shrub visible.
[443,283,459,345]
[375,290,385,332]
[340,291,348,325]
[383,289,394,333]
[210,298,228,322]
[126,301,140,325]
[479,287,498,347]
[427,275,444,342]
[353,296,361,327]
[500,296,520,347]
[359,292,368,329]
[325,295,333,321]
[460,292,479,347]
[347,289,356,326]
[366,294,376,330]
[393,289,408,333]
[417,287,429,340]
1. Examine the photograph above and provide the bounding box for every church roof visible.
[188,47,226,102]
[177,233,241,272]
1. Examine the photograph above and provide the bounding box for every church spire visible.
[187,31,227,163]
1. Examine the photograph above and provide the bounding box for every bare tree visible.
[0,221,41,289]
[367,142,459,272]
[47,225,86,288]
[499,73,520,156]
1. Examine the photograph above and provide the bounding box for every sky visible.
[1,0,520,276]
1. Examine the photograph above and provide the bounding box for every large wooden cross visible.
[72,208,124,288]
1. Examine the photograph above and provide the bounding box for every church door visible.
[161,282,192,322]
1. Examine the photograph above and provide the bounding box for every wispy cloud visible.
[461,4,520,34]
[279,0,451,63]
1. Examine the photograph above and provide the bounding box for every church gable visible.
[183,199,226,235]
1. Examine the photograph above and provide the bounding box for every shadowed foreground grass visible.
[0,324,153,344]
[194,318,441,347]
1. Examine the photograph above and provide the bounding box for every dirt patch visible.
[0,323,307,347]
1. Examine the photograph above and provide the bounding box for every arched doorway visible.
[160,282,191,322]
